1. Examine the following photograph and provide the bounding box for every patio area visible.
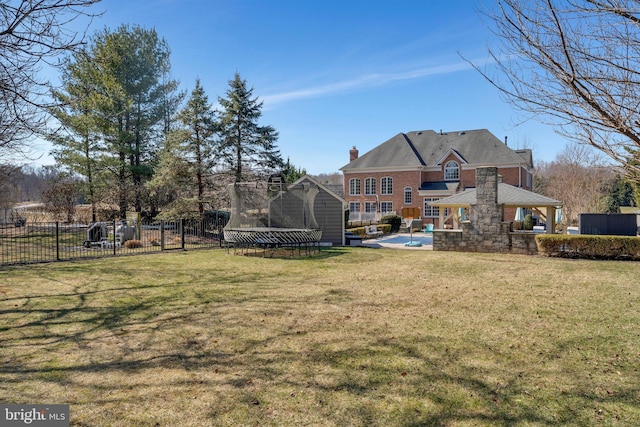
[362,232,433,250]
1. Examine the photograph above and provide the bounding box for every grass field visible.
[0,247,639,426]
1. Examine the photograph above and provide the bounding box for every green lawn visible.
[0,248,638,426]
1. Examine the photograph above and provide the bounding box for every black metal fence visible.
[0,218,226,267]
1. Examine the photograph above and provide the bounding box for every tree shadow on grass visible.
[1,314,637,425]
[1,263,638,426]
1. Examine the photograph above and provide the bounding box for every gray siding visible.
[313,190,345,246]
[290,177,345,246]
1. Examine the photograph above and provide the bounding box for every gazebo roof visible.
[430,183,562,208]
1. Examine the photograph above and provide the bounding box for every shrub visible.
[523,214,534,230]
[347,227,367,238]
[124,239,144,249]
[380,214,402,233]
[346,223,391,238]
[203,210,230,226]
[536,234,640,260]
[377,223,391,234]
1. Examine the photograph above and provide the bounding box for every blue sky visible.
[38,0,569,174]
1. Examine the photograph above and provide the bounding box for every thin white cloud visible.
[261,59,480,107]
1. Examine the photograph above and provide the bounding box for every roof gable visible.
[435,148,467,166]
[289,175,346,205]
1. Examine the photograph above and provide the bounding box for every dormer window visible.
[444,161,460,181]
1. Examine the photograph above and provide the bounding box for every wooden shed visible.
[285,175,347,246]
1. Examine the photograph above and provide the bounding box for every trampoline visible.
[223,176,323,256]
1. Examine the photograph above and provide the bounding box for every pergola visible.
[429,183,563,234]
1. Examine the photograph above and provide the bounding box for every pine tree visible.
[282,158,306,184]
[151,79,217,216]
[50,49,109,222]
[602,175,636,213]
[52,25,181,218]
[216,73,282,182]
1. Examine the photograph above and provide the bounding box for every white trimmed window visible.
[364,202,376,213]
[349,178,361,195]
[349,202,361,213]
[424,198,450,218]
[444,161,460,181]
[364,177,376,195]
[404,187,412,204]
[381,177,393,195]
[380,201,393,214]
[424,198,440,217]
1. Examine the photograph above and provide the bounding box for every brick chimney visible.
[349,146,359,162]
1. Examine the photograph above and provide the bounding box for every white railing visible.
[348,212,379,223]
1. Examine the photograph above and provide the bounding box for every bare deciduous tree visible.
[0,0,101,159]
[536,144,614,224]
[42,179,78,222]
[472,0,640,178]
[0,164,21,209]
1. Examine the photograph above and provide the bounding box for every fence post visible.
[56,222,60,261]
[160,221,165,251]
[181,218,186,250]
[219,218,224,248]
[113,220,117,256]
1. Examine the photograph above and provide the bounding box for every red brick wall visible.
[344,162,532,223]
[344,170,424,216]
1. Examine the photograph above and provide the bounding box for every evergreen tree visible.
[281,158,306,184]
[91,25,179,217]
[50,48,109,221]
[603,175,637,213]
[50,25,181,218]
[216,73,282,182]
[151,79,217,216]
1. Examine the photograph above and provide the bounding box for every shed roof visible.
[289,175,347,207]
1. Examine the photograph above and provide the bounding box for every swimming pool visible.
[374,234,433,246]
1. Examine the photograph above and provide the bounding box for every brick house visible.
[340,129,534,228]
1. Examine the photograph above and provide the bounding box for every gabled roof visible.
[430,183,562,208]
[435,148,467,166]
[289,175,347,206]
[340,129,533,171]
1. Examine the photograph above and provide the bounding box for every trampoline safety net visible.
[223,179,322,245]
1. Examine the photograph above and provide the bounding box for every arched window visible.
[404,187,412,204]
[380,177,393,195]
[349,178,361,195]
[444,161,459,181]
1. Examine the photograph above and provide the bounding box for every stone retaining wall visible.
[433,229,538,255]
